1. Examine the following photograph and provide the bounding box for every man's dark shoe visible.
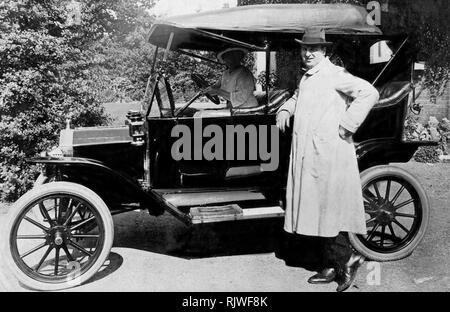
[307,268,336,284]
[336,253,365,292]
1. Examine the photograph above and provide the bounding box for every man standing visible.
[276,28,379,292]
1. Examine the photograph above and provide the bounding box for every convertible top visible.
[148,4,383,51]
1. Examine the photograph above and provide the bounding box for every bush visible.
[257,71,279,90]
[0,1,109,201]
[413,146,440,163]
[403,115,450,163]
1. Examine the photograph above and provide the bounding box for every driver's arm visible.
[214,89,231,101]
[202,79,222,97]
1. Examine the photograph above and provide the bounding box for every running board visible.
[155,188,267,207]
[151,188,282,225]
[189,204,284,224]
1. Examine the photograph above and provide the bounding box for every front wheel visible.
[2,182,114,290]
[348,165,430,262]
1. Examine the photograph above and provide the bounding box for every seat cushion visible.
[375,81,411,108]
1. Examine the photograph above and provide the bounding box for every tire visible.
[2,182,114,291]
[348,165,430,262]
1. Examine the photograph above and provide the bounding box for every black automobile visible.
[2,4,435,290]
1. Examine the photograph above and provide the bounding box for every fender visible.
[27,157,165,216]
[356,139,438,172]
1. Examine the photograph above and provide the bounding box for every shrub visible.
[0,1,109,201]
[413,146,440,163]
[403,115,450,163]
[257,71,279,90]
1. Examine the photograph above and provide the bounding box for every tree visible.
[379,0,449,97]
[81,7,157,103]
[0,0,156,201]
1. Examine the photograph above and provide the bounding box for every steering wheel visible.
[191,73,220,105]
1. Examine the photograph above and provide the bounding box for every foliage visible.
[413,146,440,163]
[257,71,279,90]
[84,25,156,103]
[404,114,450,163]
[76,0,157,103]
[404,115,431,141]
[0,0,155,201]
[380,0,450,99]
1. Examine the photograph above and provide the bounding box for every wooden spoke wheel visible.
[349,165,430,262]
[3,182,113,290]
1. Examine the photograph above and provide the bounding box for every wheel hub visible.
[54,232,63,246]
[48,226,70,247]
[377,210,394,224]
[373,200,395,225]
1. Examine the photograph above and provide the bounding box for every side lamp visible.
[126,110,145,147]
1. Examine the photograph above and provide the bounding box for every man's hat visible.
[217,47,248,63]
[295,28,333,46]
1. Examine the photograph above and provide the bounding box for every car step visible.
[157,188,267,207]
[189,204,284,224]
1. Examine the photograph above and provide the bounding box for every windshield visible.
[146,50,235,117]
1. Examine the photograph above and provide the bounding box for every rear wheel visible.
[349,165,430,261]
[3,182,114,290]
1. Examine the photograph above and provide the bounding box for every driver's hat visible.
[217,47,249,63]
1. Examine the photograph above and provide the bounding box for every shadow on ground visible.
[85,252,123,286]
[112,211,283,257]
[111,210,321,271]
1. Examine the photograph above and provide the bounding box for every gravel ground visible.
[0,161,449,292]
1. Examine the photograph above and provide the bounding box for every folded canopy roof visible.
[149,4,383,51]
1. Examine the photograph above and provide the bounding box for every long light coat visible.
[278,58,379,237]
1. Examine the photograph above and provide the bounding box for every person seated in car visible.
[203,47,258,109]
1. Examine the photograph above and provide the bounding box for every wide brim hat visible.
[295,28,333,46]
[217,47,249,63]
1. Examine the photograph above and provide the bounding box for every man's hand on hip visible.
[339,125,354,141]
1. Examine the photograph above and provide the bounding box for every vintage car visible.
[2,4,435,290]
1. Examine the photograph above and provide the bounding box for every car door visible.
[226,112,291,188]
